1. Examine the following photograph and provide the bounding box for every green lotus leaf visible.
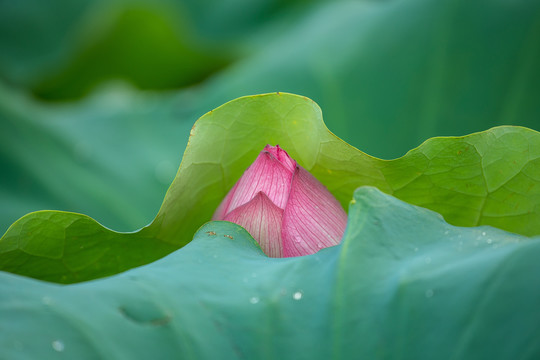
[1,187,538,359]
[1,93,539,283]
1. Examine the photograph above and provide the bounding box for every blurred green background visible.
[1,0,539,234]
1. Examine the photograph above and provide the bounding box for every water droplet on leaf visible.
[52,340,64,352]
[41,296,53,305]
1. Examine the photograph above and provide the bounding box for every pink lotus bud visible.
[213,145,347,257]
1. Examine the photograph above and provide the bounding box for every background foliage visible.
[1,0,540,234]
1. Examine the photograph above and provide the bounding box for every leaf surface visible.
[1,187,538,359]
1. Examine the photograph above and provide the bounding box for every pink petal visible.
[212,181,239,220]
[224,191,284,257]
[225,149,295,212]
[264,144,296,172]
[281,167,347,257]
